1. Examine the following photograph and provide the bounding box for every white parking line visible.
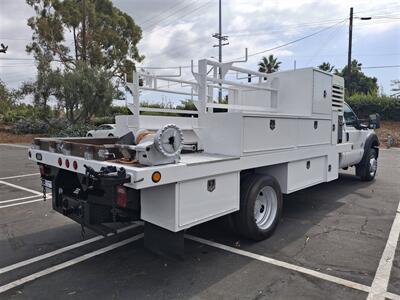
[0,233,144,294]
[0,193,51,204]
[186,235,371,293]
[386,292,400,300]
[0,173,39,181]
[0,194,41,204]
[0,180,42,196]
[0,143,30,149]
[367,200,400,300]
[0,199,44,209]
[0,223,141,275]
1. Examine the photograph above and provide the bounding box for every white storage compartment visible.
[243,117,297,153]
[313,70,332,115]
[141,172,240,232]
[297,119,331,147]
[287,156,327,193]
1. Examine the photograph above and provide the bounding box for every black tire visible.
[233,174,282,241]
[358,148,378,181]
[87,133,93,137]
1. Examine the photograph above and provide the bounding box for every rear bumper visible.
[42,165,141,235]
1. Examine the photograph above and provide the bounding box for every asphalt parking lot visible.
[0,143,399,300]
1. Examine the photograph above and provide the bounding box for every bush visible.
[1,104,39,123]
[91,116,115,126]
[12,118,49,134]
[107,106,131,117]
[346,94,400,121]
[0,104,62,123]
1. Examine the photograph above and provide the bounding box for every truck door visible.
[340,103,367,168]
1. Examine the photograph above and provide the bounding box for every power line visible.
[362,65,400,69]
[139,1,194,26]
[142,0,212,32]
[227,18,348,37]
[244,19,348,59]
[305,21,347,66]
[0,57,35,61]
[143,18,352,69]
[139,19,351,70]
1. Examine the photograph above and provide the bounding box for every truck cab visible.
[341,102,380,181]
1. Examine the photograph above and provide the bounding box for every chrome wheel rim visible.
[254,186,278,230]
[369,157,377,177]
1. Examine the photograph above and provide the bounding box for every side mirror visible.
[351,118,363,130]
[368,113,381,129]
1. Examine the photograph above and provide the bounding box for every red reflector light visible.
[39,165,45,177]
[58,157,62,166]
[65,159,70,168]
[73,161,78,170]
[116,186,127,208]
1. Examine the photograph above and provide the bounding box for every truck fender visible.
[356,133,379,175]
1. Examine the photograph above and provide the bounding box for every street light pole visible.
[347,8,372,93]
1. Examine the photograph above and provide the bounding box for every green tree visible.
[19,53,59,121]
[258,55,281,75]
[24,0,144,124]
[318,62,334,72]
[54,62,115,124]
[0,80,16,117]
[26,0,144,78]
[335,59,378,96]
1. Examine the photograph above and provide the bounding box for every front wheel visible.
[233,174,282,241]
[357,148,378,181]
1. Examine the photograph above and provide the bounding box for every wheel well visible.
[241,165,285,194]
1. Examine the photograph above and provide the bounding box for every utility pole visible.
[212,0,228,102]
[347,7,353,91]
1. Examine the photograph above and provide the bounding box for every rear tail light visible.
[65,159,70,168]
[73,161,78,170]
[58,157,62,166]
[116,186,127,208]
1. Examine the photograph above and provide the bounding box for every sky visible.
[0,0,399,104]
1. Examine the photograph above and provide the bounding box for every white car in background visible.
[86,124,117,137]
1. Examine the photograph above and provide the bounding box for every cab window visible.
[343,103,358,126]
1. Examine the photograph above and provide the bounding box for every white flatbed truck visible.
[29,53,380,258]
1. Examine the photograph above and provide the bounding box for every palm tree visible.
[258,55,281,76]
[318,62,334,73]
